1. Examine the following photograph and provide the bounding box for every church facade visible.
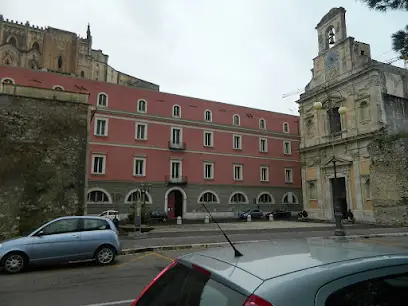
[297,7,408,223]
[0,15,159,91]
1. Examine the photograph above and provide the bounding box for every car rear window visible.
[135,262,247,306]
[83,219,110,231]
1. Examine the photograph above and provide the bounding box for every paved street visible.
[2,232,408,306]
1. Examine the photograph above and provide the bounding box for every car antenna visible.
[202,203,243,257]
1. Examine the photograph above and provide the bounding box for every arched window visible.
[97,93,108,107]
[229,192,248,204]
[257,192,274,204]
[125,190,152,204]
[57,55,63,69]
[7,36,17,47]
[1,78,15,85]
[32,41,40,50]
[259,119,266,130]
[359,101,369,122]
[232,114,240,126]
[137,99,147,113]
[87,190,110,203]
[52,85,64,91]
[283,122,289,133]
[80,71,85,77]
[204,110,212,122]
[172,104,181,118]
[282,192,298,204]
[198,191,219,204]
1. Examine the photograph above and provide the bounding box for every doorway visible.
[330,177,347,219]
[167,189,183,219]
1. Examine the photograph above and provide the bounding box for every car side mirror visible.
[37,230,44,237]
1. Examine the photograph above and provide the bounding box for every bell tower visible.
[316,7,347,54]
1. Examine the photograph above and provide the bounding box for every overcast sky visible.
[2,0,406,114]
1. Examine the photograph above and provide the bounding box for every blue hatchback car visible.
[0,216,121,274]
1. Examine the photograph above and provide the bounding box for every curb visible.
[323,231,408,240]
[120,240,269,255]
[119,232,408,256]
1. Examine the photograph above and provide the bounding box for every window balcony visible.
[165,175,188,185]
[168,141,186,150]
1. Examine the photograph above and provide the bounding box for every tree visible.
[360,0,408,57]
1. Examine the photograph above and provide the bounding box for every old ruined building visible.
[0,14,159,91]
[296,7,408,224]
[0,83,90,239]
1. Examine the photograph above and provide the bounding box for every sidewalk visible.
[119,227,408,253]
[120,220,377,238]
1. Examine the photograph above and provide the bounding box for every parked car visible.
[98,210,120,222]
[265,209,291,220]
[131,238,408,305]
[239,209,263,220]
[0,216,121,274]
[149,210,168,222]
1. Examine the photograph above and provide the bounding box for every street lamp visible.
[133,183,152,237]
[313,97,347,237]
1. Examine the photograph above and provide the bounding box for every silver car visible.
[131,237,408,305]
[0,216,121,274]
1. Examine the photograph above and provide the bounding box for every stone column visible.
[352,154,363,210]
[316,164,323,216]
[301,166,308,209]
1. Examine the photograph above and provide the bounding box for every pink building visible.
[0,65,301,219]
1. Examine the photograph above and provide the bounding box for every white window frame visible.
[170,127,183,144]
[285,168,293,183]
[172,104,181,118]
[94,118,108,136]
[259,118,266,129]
[170,160,182,180]
[203,162,214,180]
[232,114,240,126]
[233,134,242,150]
[204,109,212,122]
[259,137,268,152]
[137,99,147,113]
[1,77,15,85]
[260,166,269,182]
[91,154,106,175]
[97,92,108,107]
[233,164,243,181]
[133,157,146,177]
[52,85,64,91]
[203,131,214,147]
[135,122,148,140]
[283,122,289,133]
[283,141,292,155]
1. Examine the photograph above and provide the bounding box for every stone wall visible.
[0,84,89,239]
[368,135,408,226]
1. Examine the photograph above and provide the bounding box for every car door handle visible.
[72,234,80,239]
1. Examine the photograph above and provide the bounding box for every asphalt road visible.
[0,249,185,306]
[2,234,408,306]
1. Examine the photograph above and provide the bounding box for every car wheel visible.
[162,217,167,222]
[3,252,26,274]
[95,246,116,266]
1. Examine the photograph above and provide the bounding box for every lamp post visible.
[313,96,347,237]
[111,192,123,227]
[133,183,152,237]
